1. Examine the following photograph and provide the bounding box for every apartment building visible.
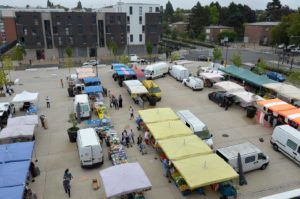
[244,22,279,45]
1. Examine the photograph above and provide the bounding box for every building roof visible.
[245,22,280,26]
[206,25,233,29]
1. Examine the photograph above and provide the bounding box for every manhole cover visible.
[33,76,40,79]
[222,134,229,137]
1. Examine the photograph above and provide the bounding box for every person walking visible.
[144,131,149,145]
[63,169,73,198]
[130,129,135,144]
[118,95,123,108]
[125,131,131,147]
[137,135,143,151]
[129,106,134,120]
[46,96,50,108]
[60,79,64,88]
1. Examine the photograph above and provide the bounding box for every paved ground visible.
[2,65,300,199]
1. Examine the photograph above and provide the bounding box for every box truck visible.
[169,65,189,81]
[144,62,169,79]
[74,94,91,119]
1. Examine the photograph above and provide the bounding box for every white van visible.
[169,65,189,81]
[74,94,91,119]
[260,188,300,199]
[144,62,169,79]
[177,110,213,148]
[77,128,104,167]
[216,142,269,172]
[271,125,300,165]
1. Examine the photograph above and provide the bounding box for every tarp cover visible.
[115,68,136,76]
[146,120,193,140]
[84,85,103,94]
[0,141,34,163]
[219,65,276,87]
[214,81,245,92]
[0,125,35,140]
[7,115,38,126]
[0,160,30,188]
[83,77,100,84]
[132,66,145,79]
[12,91,39,103]
[112,63,128,70]
[173,154,238,189]
[199,72,224,81]
[77,72,96,79]
[0,186,24,199]
[123,80,143,87]
[129,86,148,94]
[138,108,179,124]
[76,68,93,74]
[100,163,152,198]
[230,91,264,107]
[264,83,300,101]
[158,135,212,160]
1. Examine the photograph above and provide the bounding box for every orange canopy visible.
[257,98,283,107]
[293,117,300,125]
[268,104,296,113]
[278,109,300,118]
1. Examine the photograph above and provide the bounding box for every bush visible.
[218,30,237,43]
[171,52,180,62]
[287,71,300,86]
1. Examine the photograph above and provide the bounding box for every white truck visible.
[74,94,91,119]
[77,128,104,167]
[177,110,213,148]
[169,65,189,81]
[182,76,204,91]
[216,142,269,172]
[271,125,300,165]
[129,54,145,63]
[144,62,169,79]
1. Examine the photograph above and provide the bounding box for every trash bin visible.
[39,115,48,129]
[148,96,157,106]
[246,106,257,118]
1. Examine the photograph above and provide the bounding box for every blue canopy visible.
[83,77,101,85]
[0,141,34,163]
[112,63,128,70]
[84,85,103,94]
[0,185,24,199]
[115,69,136,77]
[0,160,30,188]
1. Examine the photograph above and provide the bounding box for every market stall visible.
[100,162,152,199]
[76,67,94,74]
[264,82,300,103]
[132,65,145,80]
[199,72,224,87]
[12,91,39,113]
[84,85,103,95]
[278,108,300,129]
[230,90,264,107]
[158,135,212,161]
[7,115,38,126]
[214,81,245,93]
[83,77,101,86]
[0,125,35,144]
[138,108,179,124]
[171,154,238,195]
[77,72,96,79]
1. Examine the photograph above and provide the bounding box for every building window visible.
[149,7,152,13]
[53,26,58,34]
[130,34,133,42]
[32,28,37,36]
[78,25,83,33]
[56,16,61,25]
[129,6,133,15]
[106,25,111,33]
[142,25,145,33]
[16,16,21,24]
[82,36,87,44]
[127,16,130,24]
[23,28,28,36]
[117,16,121,24]
[91,16,96,24]
[159,16,163,24]
[65,27,69,35]
[139,34,142,42]
[58,37,62,46]
[139,16,142,24]
[110,16,114,24]
[33,15,39,25]
[69,37,73,45]
[77,15,82,23]
[155,7,159,12]
[139,7,142,15]
[127,25,130,33]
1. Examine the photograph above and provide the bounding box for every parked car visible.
[277,43,285,49]
[182,76,204,91]
[286,44,296,52]
[291,46,300,53]
[197,55,211,62]
[129,54,145,63]
[266,71,285,82]
[83,60,99,66]
[208,91,234,107]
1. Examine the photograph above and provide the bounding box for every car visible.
[291,46,300,53]
[83,60,99,66]
[197,55,211,62]
[277,43,285,49]
[179,55,185,60]
[266,71,285,82]
[208,91,234,107]
[182,76,204,91]
[286,44,296,52]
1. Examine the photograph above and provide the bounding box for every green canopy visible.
[219,65,276,87]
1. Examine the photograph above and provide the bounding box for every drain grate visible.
[222,134,229,137]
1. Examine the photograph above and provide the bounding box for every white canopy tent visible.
[100,163,152,198]
[214,81,245,92]
[0,125,35,143]
[264,83,300,102]
[123,80,143,87]
[230,90,264,107]
[7,115,39,126]
[12,91,39,103]
[129,86,148,95]
[199,72,224,82]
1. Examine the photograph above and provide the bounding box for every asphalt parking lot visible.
[4,64,300,199]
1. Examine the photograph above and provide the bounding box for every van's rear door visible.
[81,146,92,166]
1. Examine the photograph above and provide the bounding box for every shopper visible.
[137,135,143,148]
[60,79,64,88]
[144,131,149,145]
[63,169,73,198]
[125,131,131,148]
[118,95,123,108]
[29,161,35,182]
[130,129,135,144]
[46,96,50,108]
[129,106,134,120]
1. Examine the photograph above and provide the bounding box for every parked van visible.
[260,188,300,199]
[176,110,213,148]
[144,62,169,79]
[142,80,162,101]
[169,65,189,81]
[216,142,269,172]
[77,128,104,167]
[74,94,91,119]
[271,125,300,165]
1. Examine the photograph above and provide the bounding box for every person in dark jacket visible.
[118,95,123,108]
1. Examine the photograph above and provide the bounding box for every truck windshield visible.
[144,70,151,75]
[195,130,211,140]
[148,87,161,93]
[81,104,90,112]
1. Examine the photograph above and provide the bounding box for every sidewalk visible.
[268,60,300,70]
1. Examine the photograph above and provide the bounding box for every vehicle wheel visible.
[273,144,279,151]
[184,82,187,86]
[260,164,268,170]
[192,87,195,91]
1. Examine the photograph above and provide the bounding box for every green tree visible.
[170,52,180,62]
[173,8,186,22]
[171,30,177,40]
[162,21,171,36]
[76,1,82,9]
[231,52,242,67]
[65,46,73,73]
[14,45,26,64]
[165,1,174,22]
[209,5,219,25]
[146,42,153,63]
[271,16,290,45]
[188,2,210,36]
[253,58,267,75]
[217,30,237,43]
[213,47,222,61]
[287,71,300,86]
[0,69,7,92]
[3,55,13,81]
[119,55,129,65]
[287,9,300,45]
[107,41,118,61]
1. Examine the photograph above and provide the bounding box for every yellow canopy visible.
[173,154,238,190]
[158,135,212,160]
[146,120,192,140]
[138,108,179,124]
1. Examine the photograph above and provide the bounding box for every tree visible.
[76,1,82,9]
[165,1,174,22]
[287,71,300,86]
[265,0,293,21]
[119,55,129,64]
[217,30,237,43]
[170,52,180,62]
[188,2,210,36]
[287,9,300,45]
[65,46,73,73]
[271,15,291,45]
[231,52,242,67]
[213,47,222,62]
[162,21,171,36]
[14,45,26,64]
[0,69,7,93]
[171,30,177,40]
[146,42,153,63]
[209,5,219,25]
[107,41,118,61]
[173,8,186,22]
[2,55,13,81]
[253,58,267,75]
